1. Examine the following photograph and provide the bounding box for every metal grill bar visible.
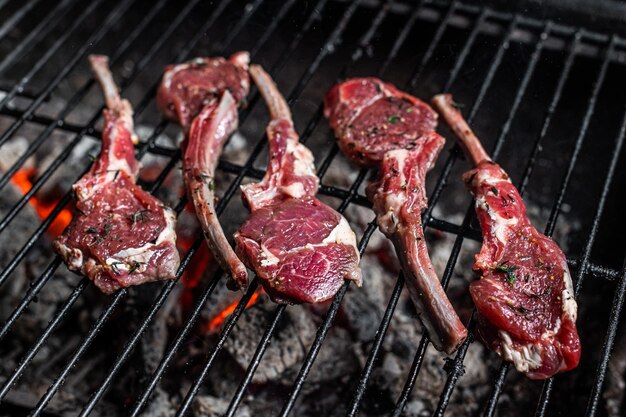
[378,0,424,76]
[391,14,522,415]
[0,0,177,236]
[0,0,196,302]
[0,2,625,416]
[282,4,528,412]
[0,109,86,135]
[583,108,626,417]
[0,0,233,408]
[28,290,125,416]
[78,0,281,412]
[0,0,140,193]
[0,5,191,358]
[408,0,457,88]
[0,0,43,42]
[0,277,89,400]
[177,2,370,414]
[482,30,582,416]
[128,0,326,413]
[425,21,554,416]
[130,0,338,407]
[534,35,616,417]
[0,0,77,76]
[546,35,617,240]
[0,0,109,146]
[223,1,398,413]
[18,4,238,416]
[81,0,354,413]
[349,5,488,415]
[442,6,488,92]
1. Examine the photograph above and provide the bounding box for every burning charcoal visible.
[138,387,176,417]
[295,325,360,393]
[0,136,34,172]
[338,253,390,343]
[604,324,626,416]
[0,185,38,280]
[224,295,317,384]
[36,135,100,201]
[193,395,251,417]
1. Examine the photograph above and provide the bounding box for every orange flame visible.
[10,168,73,235]
[178,243,214,314]
[206,288,262,332]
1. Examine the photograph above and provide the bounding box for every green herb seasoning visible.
[493,261,519,285]
[110,262,124,274]
[128,261,143,274]
[506,302,541,318]
[129,209,150,224]
[387,114,400,124]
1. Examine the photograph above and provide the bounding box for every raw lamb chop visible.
[234,65,362,304]
[432,93,581,379]
[157,52,250,289]
[53,55,180,294]
[325,78,467,353]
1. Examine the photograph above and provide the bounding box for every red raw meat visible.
[157,52,250,289]
[53,55,180,294]
[235,65,362,304]
[432,93,580,379]
[325,77,438,167]
[325,78,467,353]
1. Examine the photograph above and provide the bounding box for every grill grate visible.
[1,0,625,416]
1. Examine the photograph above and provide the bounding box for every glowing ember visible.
[178,243,214,315]
[206,288,261,332]
[10,168,73,235]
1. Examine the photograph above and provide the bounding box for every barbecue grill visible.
[1,0,626,416]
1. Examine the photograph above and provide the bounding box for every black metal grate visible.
[1,0,626,416]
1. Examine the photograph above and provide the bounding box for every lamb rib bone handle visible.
[234,65,362,304]
[52,55,180,294]
[324,78,468,353]
[156,53,250,289]
[183,91,248,288]
[431,93,581,379]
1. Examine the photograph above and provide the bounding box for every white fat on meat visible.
[160,61,191,90]
[280,182,306,199]
[286,140,316,177]
[54,243,84,270]
[259,242,280,267]
[106,154,137,180]
[471,167,508,187]
[255,215,360,276]
[105,207,177,273]
[376,150,408,236]
[322,216,359,251]
[340,85,385,132]
[498,330,543,372]
[475,194,518,244]
[561,269,578,321]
